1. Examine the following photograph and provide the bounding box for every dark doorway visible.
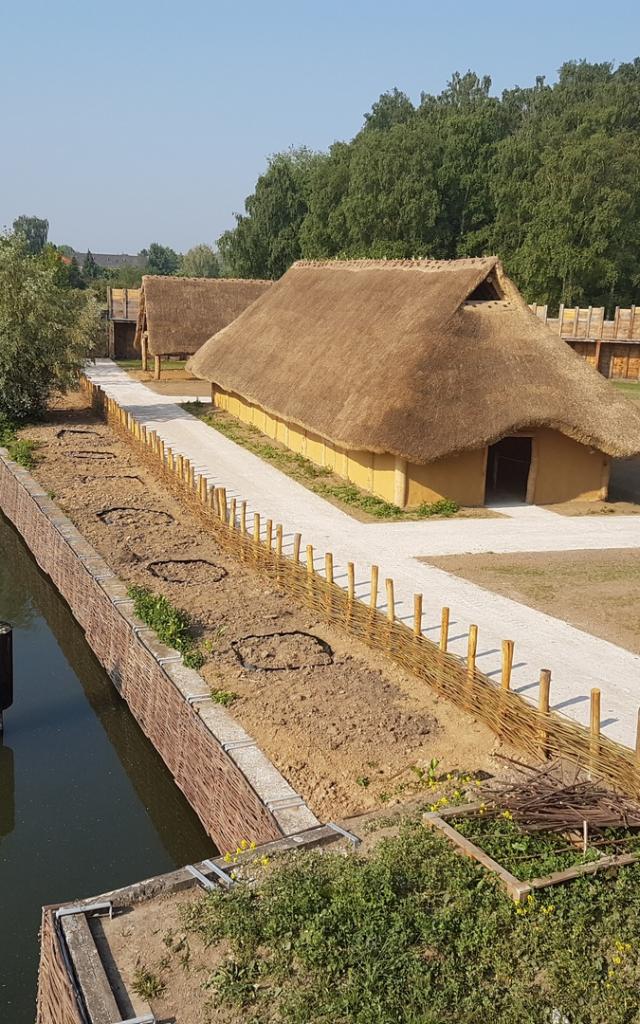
[486,437,532,503]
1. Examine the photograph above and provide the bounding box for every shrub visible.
[0,235,101,422]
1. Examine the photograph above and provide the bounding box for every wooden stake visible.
[413,594,423,637]
[208,486,215,511]
[325,552,334,584]
[439,607,450,652]
[464,624,478,709]
[538,669,551,758]
[253,513,260,549]
[370,565,379,610]
[229,497,236,529]
[177,454,184,481]
[385,579,395,623]
[240,501,247,534]
[501,640,514,690]
[347,562,355,602]
[276,524,283,558]
[198,475,207,502]
[292,533,301,563]
[154,355,161,380]
[590,688,601,768]
[306,545,314,575]
[219,487,227,522]
[265,519,273,550]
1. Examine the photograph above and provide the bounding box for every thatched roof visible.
[187,258,640,462]
[135,275,272,356]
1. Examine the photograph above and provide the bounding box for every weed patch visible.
[0,419,40,469]
[128,584,205,669]
[182,820,640,1023]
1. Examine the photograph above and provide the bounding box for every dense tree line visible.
[218,61,640,309]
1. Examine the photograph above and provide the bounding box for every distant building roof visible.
[74,251,147,270]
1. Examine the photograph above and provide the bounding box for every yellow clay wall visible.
[211,387,609,507]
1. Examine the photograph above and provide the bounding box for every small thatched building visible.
[187,258,640,507]
[134,275,272,377]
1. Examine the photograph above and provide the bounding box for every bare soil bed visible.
[19,392,507,821]
[423,549,640,654]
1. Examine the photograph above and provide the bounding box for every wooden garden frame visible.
[423,803,640,902]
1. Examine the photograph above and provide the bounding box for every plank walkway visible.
[86,360,640,750]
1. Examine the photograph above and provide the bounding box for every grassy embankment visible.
[182,401,460,521]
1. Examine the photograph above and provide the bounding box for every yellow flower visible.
[260,855,270,866]
[612,955,622,965]
[501,810,513,820]
[249,840,257,850]
[223,852,232,863]
[240,839,249,850]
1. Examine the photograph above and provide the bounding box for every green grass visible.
[613,380,640,401]
[0,419,40,469]
[181,403,461,521]
[181,818,640,1023]
[131,965,165,1000]
[116,358,189,370]
[210,687,239,707]
[127,584,205,669]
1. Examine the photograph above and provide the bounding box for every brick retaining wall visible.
[0,449,319,1022]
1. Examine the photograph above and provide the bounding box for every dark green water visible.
[0,512,215,1022]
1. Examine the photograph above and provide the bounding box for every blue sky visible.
[2,0,639,253]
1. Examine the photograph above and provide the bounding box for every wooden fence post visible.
[413,594,423,637]
[265,519,273,550]
[306,545,314,601]
[385,579,395,624]
[347,562,355,602]
[293,533,301,564]
[465,625,478,708]
[253,513,260,556]
[439,607,450,652]
[538,669,551,759]
[590,688,601,771]
[501,640,514,690]
[370,565,379,610]
[229,497,236,530]
[240,501,247,534]
[276,524,283,558]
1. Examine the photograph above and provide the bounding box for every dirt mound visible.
[147,558,227,585]
[233,631,333,671]
[69,450,116,461]
[97,507,174,528]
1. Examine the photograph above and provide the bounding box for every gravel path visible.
[86,360,640,749]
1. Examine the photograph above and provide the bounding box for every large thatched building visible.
[187,258,640,507]
[134,275,271,378]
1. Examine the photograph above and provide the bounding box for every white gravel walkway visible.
[86,360,640,750]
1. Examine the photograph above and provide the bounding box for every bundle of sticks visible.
[483,758,640,833]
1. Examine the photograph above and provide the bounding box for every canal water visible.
[0,512,215,1022]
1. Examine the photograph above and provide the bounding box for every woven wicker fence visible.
[82,376,640,799]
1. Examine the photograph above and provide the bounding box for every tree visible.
[218,148,321,278]
[0,236,101,422]
[12,215,49,254]
[83,250,99,281]
[362,88,415,131]
[146,243,180,275]
[180,244,220,278]
[66,256,84,289]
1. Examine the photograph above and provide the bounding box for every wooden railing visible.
[530,303,640,342]
[107,287,140,322]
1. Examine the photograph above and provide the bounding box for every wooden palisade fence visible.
[81,375,640,800]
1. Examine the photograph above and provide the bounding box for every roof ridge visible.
[292,257,498,271]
